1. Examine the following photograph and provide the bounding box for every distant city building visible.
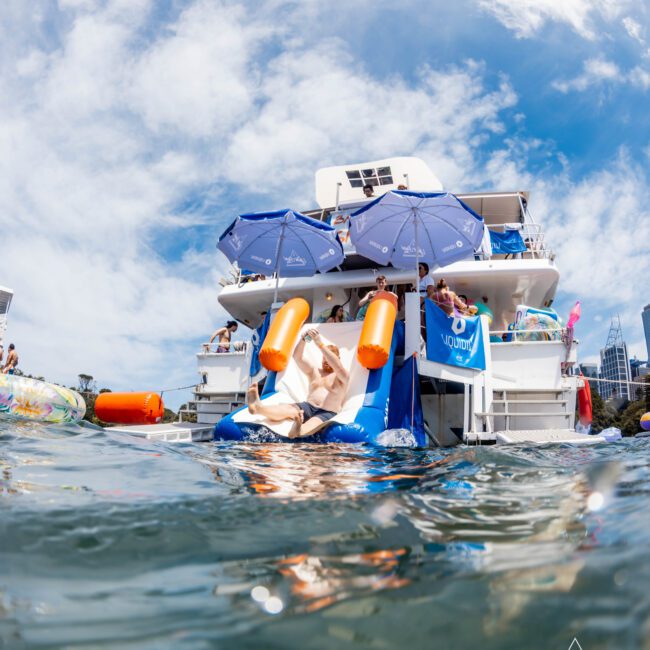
[600,316,632,401]
[643,304,650,363]
[630,357,650,401]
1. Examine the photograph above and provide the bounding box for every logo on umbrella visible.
[284,250,307,266]
[462,219,477,236]
[229,232,245,251]
[356,213,369,233]
[401,240,424,257]
[368,240,389,254]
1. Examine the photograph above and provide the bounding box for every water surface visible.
[2,421,649,649]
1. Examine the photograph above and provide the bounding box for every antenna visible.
[605,314,624,348]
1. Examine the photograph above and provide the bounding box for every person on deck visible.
[417,263,435,299]
[326,305,346,323]
[246,329,349,438]
[357,275,396,319]
[362,184,375,198]
[431,279,468,316]
[206,321,238,352]
[2,343,18,374]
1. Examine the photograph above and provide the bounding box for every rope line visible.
[159,383,197,399]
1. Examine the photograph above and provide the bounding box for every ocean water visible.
[2,421,650,649]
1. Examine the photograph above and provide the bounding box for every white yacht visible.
[190,157,585,446]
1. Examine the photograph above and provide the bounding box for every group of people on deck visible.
[208,266,478,353]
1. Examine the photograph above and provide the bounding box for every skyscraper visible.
[600,316,632,400]
[643,304,650,362]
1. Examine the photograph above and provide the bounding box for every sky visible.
[1,0,649,409]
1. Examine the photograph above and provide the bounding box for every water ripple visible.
[2,420,650,648]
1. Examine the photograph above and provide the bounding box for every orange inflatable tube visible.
[357,291,397,369]
[95,392,164,425]
[577,375,593,425]
[260,297,310,372]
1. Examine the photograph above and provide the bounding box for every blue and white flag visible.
[489,229,526,255]
[425,299,486,370]
[249,310,271,377]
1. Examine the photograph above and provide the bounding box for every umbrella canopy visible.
[218,209,344,278]
[349,190,484,270]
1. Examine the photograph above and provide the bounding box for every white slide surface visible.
[232,321,370,437]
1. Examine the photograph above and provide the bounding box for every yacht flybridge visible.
[190,157,587,446]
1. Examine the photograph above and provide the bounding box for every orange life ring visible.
[577,375,592,425]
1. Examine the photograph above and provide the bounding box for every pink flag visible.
[567,301,581,329]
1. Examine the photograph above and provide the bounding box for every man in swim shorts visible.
[247,328,349,438]
[2,343,18,374]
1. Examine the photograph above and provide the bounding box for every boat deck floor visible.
[495,429,597,445]
[108,422,213,442]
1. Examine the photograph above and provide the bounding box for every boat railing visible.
[485,222,554,260]
[488,327,569,343]
[200,341,249,354]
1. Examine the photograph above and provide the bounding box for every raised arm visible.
[308,330,349,383]
[358,289,376,308]
[293,334,316,378]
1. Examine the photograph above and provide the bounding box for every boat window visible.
[345,166,393,189]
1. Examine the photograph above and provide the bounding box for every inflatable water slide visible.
[214,294,422,444]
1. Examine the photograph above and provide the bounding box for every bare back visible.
[5,350,18,370]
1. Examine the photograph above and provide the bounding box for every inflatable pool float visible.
[514,313,562,342]
[0,374,86,423]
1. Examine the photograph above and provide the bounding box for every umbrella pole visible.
[272,216,287,307]
[413,210,419,297]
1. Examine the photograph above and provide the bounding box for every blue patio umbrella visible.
[217,209,344,302]
[349,190,485,287]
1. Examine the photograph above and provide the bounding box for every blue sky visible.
[1,0,649,408]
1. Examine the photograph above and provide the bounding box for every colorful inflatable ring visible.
[0,374,86,423]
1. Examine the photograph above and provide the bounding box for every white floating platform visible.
[108,422,214,443]
[495,429,598,445]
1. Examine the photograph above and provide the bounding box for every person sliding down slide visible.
[247,329,349,438]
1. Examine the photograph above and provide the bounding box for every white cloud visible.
[477,0,625,40]
[128,2,268,138]
[224,52,516,201]
[552,57,650,92]
[552,57,620,92]
[622,16,645,46]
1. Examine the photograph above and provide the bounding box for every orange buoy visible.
[259,297,310,372]
[95,392,164,425]
[357,291,397,369]
[577,375,593,426]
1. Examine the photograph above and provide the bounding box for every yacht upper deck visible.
[217,158,558,330]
